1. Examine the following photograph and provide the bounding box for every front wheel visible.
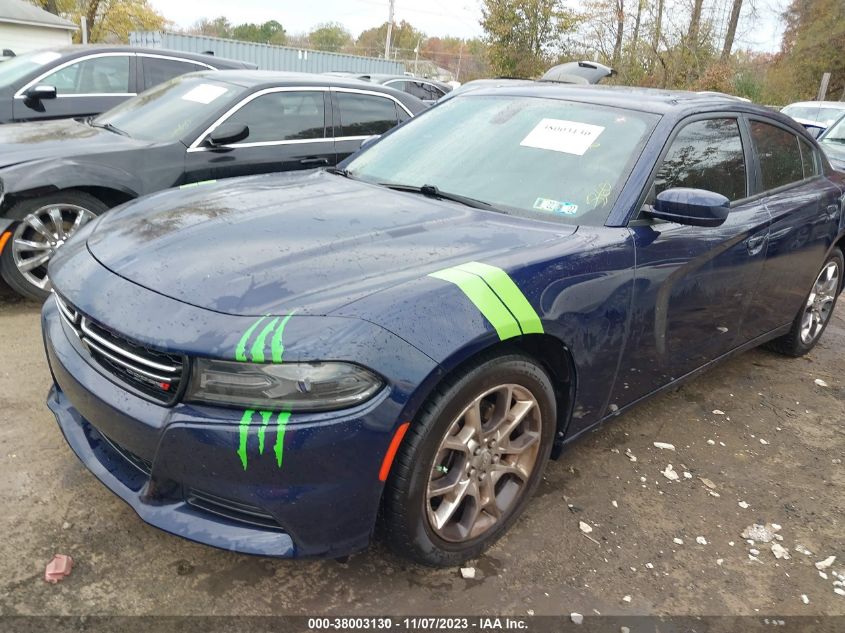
[382,354,556,566]
[768,249,843,357]
[0,191,108,301]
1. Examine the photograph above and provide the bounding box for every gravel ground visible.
[0,282,843,619]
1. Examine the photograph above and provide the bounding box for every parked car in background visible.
[781,101,845,132]
[0,46,255,124]
[0,71,426,299]
[42,86,845,565]
[439,60,614,102]
[333,73,452,105]
[817,112,845,170]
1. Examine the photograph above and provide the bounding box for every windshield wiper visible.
[90,121,129,137]
[823,137,845,145]
[326,167,352,177]
[381,183,494,210]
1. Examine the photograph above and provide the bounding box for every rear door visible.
[138,55,214,92]
[747,118,843,334]
[616,115,772,403]
[183,88,334,183]
[332,89,411,161]
[13,53,136,122]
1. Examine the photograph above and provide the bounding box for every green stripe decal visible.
[429,268,521,340]
[257,410,273,454]
[274,411,291,468]
[250,317,280,363]
[455,262,543,334]
[270,312,295,363]
[237,409,255,470]
[235,316,266,361]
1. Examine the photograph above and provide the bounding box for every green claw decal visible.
[233,311,297,468]
[237,409,291,470]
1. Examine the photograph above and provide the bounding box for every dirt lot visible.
[0,281,843,619]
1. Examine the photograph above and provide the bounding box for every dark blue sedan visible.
[43,85,845,566]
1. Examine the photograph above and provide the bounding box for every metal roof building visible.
[0,0,77,55]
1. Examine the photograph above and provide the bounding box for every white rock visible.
[526,609,534,616]
[707,439,716,445]
[772,543,790,560]
[835,588,845,597]
[771,523,782,531]
[570,613,584,625]
[750,548,760,556]
[709,491,721,498]
[696,536,708,545]
[819,571,828,580]
[795,544,812,556]
[699,477,716,489]
[760,439,769,445]
[662,464,680,481]
[801,594,809,605]
[579,521,593,534]
[816,556,836,571]
[738,501,749,509]
[460,567,476,579]
[814,378,829,387]
[729,541,735,546]
[683,471,692,479]
[742,524,777,543]
[625,448,637,462]
[673,537,684,545]
[612,500,618,508]
[622,595,632,603]
[717,558,724,566]
[621,627,631,633]
[653,442,675,451]
[645,562,654,569]
[61,521,71,530]
[712,409,725,415]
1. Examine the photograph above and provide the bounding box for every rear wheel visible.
[382,354,556,566]
[0,191,108,301]
[767,249,843,357]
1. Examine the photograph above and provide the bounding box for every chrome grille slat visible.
[82,337,176,383]
[80,318,178,372]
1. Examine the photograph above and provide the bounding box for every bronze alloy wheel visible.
[425,383,542,543]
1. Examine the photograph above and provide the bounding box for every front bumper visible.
[42,297,405,558]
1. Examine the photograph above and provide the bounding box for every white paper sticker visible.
[181,84,228,104]
[520,118,605,156]
[31,51,61,65]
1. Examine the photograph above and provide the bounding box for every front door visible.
[183,89,335,183]
[332,90,411,162]
[612,115,771,407]
[13,54,136,122]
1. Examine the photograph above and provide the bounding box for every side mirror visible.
[206,122,249,147]
[645,187,730,227]
[805,126,824,139]
[358,134,380,151]
[24,84,57,100]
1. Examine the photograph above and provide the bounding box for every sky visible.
[148,0,790,54]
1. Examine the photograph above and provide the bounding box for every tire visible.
[382,353,556,566]
[0,191,108,301]
[767,249,844,357]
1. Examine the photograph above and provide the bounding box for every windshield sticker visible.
[587,182,613,207]
[31,51,61,65]
[533,198,578,215]
[520,119,605,156]
[182,84,228,104]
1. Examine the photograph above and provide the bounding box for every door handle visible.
[300,157,329,166]
[746,234,767,255]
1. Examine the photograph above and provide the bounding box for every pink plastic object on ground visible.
[44,554,73,583]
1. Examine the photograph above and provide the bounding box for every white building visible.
[0,0,77,57]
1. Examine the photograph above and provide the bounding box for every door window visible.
[143,57,207,91]
[337,92,399,136]
[798,137,820,179]
[40,56,130,94]
[654,117,747,201]
[223,91,326,143]
[749,120,804,190]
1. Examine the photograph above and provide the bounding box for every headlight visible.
[186,359,383,412]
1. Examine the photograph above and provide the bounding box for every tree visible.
[355,20,426,59]
[190,16,232,38]
[612,1,624,68]
[231,20,286,45]
[309,22,352,52]
[720,0,744,60]
[29,0,165,43]
[480,0,579,77]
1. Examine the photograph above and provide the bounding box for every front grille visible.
[100,431,152,476]
[56,294,184,403]
[186,489,284,531]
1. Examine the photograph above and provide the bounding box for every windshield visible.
[93,75,240,143]
[345,95,658,226]
[821,116,845,145]
[0,50,62,88]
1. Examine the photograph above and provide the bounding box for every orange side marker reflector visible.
[0,231,11,255]
[378,422,410,482]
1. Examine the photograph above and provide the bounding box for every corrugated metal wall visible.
[129,31,404,74]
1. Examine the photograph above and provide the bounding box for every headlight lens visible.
[186,359,383,412]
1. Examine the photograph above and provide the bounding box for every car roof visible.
[784,101,845,109]
[455,83,781,117]
[24,45,254,69]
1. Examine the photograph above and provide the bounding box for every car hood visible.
[821,142,845,170]
[87,171,572,316]
[0,118,136,168]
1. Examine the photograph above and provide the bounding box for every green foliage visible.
[308,22,352,53]
[188,16,285,45]
[355,20,426,59]
[480,0,579,78]
[29,0,166,43]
